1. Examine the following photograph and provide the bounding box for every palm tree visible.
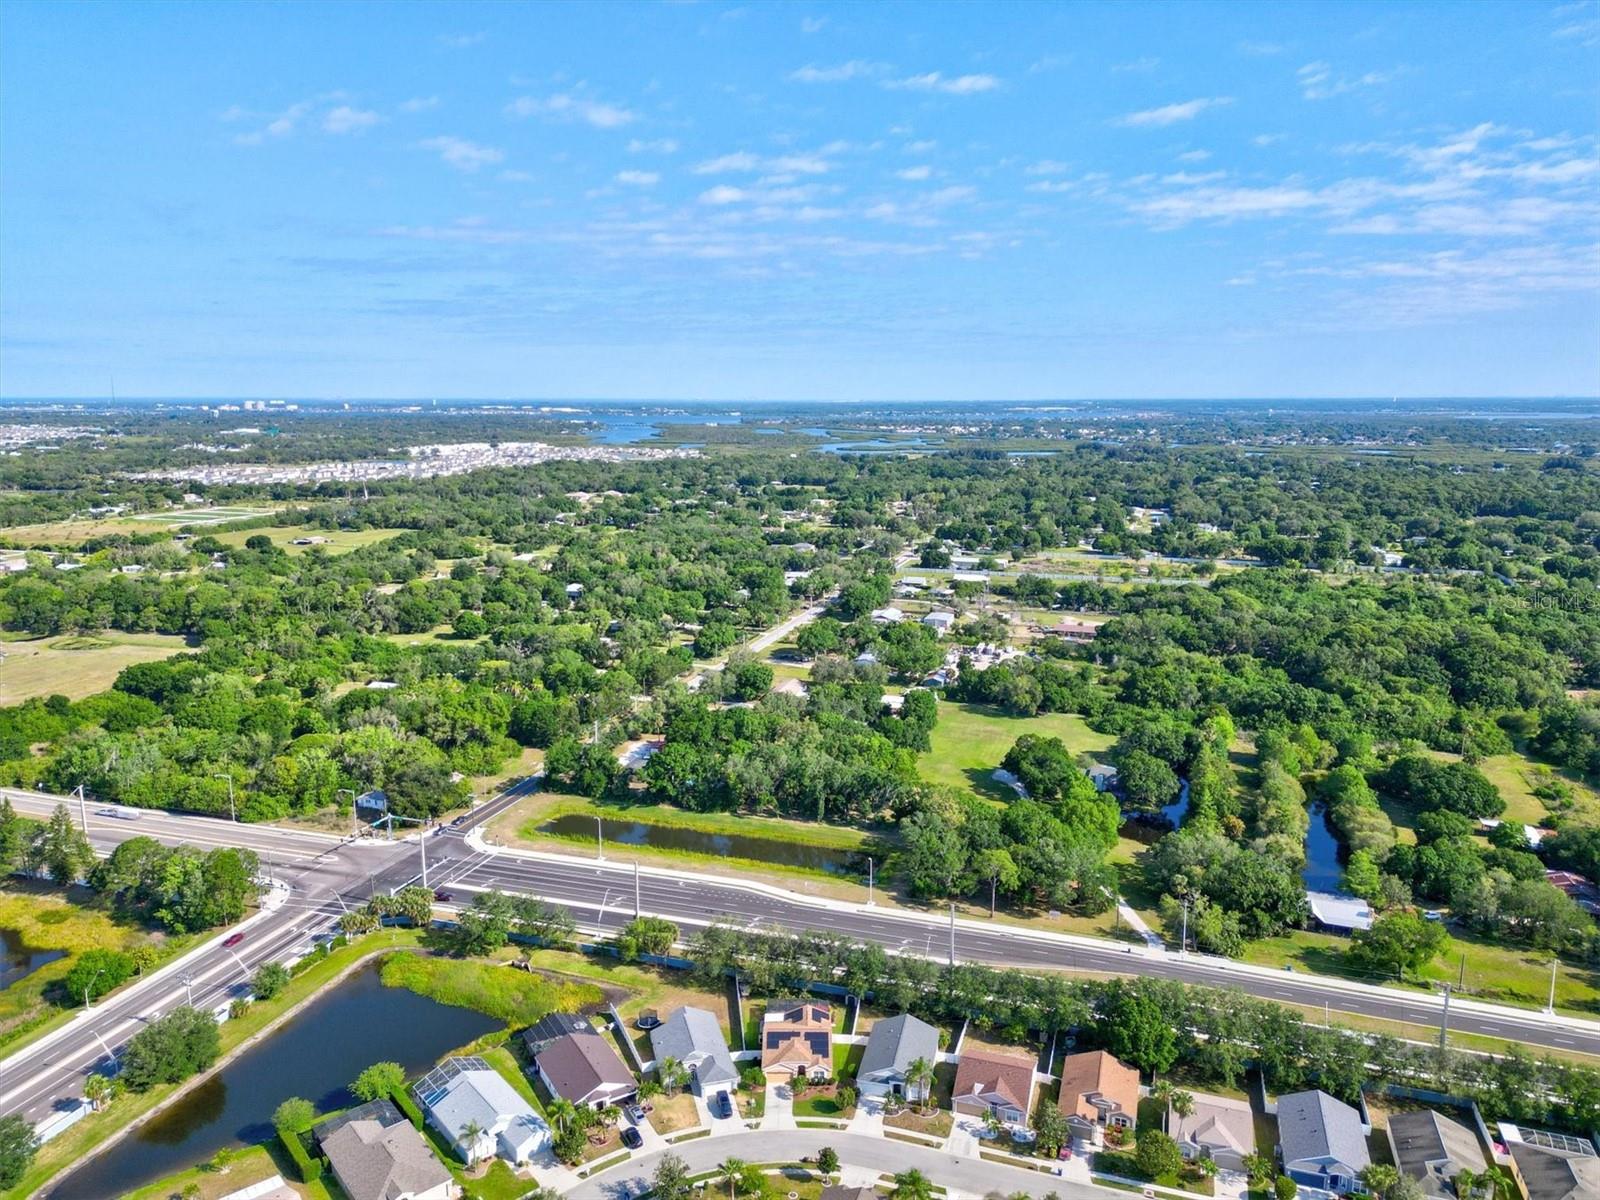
[83,1074,111,1112]
[460,1118,485,1166]
[719,1156,747,1200]
[1168,1089,1195,1132]
[1151,1080,1175,1129]
[546,1097,579,1134]
[892,1169,934,1200]
[1479,1165,1515,1200]
[599,1103,622,1128]
[1454,1168,1479,1200]
[1242,1152,1276,1188]
[906,1056,935,1108]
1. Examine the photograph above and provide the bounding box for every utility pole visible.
[337,788,357,838]
[84,966,106,1011]
[866,857,875,906]
[1457,953,1466,990]
[948,903,956,967]
[1546,959,1558,1014]
[386,814,429,888]
[595,816,605,862]
[1180,897,1190,956]
[633,861,641,918]
[1438,983,1453,1056]
[180,972,195,1008]
[73,784,89,833]
[212,773,236,823]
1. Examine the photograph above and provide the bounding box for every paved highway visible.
[0,774,1595,1138]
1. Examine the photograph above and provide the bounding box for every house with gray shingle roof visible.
[319,1110,455,1200]
[857,1014,939,1103]
[650,1006,737,1094]
[1387,1110,1485,1199]
[1277,1089,1371,1195]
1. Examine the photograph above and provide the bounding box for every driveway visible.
[760,1080,797,1130]
[564,1130,1105,1200]
[693,1088,747,1137]
[943,1116,982,1159]
[845,1095,885,1137]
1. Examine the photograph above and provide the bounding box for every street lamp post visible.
[866,857,875,906]
[73,783,89,833]
[595,816,604,862]
[211,773,236,823]
[180,972,195,1007]
[84,966,106,1011]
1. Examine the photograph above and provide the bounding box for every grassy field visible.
[916,702,1116,801]
[2,506,279,545]
[0,631,193,702]
[209,525,411,554]
[377,952,602,1024]
[1240,923,1599,1016]
[123,1142,323,1200]
[1475,751,1600,828]
[0,888,198,1053]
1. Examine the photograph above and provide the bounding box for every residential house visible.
[1306,892,1375,934]
[870,606,905,625]
[950,554,981,570]
[922,610,956,635]
[520,1013,597,1059]
[317,1099,456,1200]
[1501,1125,1600,1200]
[1056,1051,1139,1145]
[1049,619,1099,643]
[1545,870,1600,917]
[853,650,879,668]
[761,999,833,1082]
[952,1048,1036,1128]
[1170,1093,1256,1172]
[1085,764,1119,793]
[951,571,989,585]
[413,1056,551,1165]
[857,1014,940,1103]
[1386,1110,1486,1199]
[820,1188,879,1200]
[1277,1089,1371,1195]
[650,1006,738,1095]
[533,1024,638,1108]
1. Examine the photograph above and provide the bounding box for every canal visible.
[0,928,65,992]
[1302,801,1346,892]
[538,813,865,875]
[48,959,497,1199]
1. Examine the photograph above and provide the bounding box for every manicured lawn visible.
[458,1160,531,1200]
[916,703,1115,801]
[792,1087,854,1118]
[647,1092,701,1134]
[122,1142,313,1200]
[481,1044,546,1114]
[1094,1149,1216,1195]
[377,952,601,1024]
[0,632,193,701]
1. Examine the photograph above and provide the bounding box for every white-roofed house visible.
[413,1056,550,1166]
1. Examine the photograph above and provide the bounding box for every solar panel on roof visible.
[806,1032,829,1054]
[765,1032,785,1048]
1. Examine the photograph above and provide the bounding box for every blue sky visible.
[2,0,1596,400]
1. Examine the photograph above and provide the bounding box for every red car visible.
[222,932,245,948]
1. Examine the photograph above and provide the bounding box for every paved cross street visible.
[0,776,1595,1136]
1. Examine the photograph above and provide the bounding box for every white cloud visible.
[1026,180,1077,194]
[700,185,749,205]
[506,93,636,128]
[1176,149,1212,163]
[1026,160,1071,176]
[399,96,440,113]
[693,152,832,175]
[896,165,933,181]
[800,15,827,33]
[1112,57,1160,73]
[1253,134,1286,147]
[1297,61,1397,100]
[418,136,505,172]
[616,170,660,186]
[904,139,938,154]
[790,60,881,83]
[378,217,525,244]
[885,72,1001,94]
[230,99,314,145]
[627,138,679,154]
[438,32,485,49]
[323,106,380,134]
[1114,97,1232,127]
[1238,40,1285,55]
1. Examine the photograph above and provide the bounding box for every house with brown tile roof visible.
[952,1048,1037,1127]
[532,1027,637,1109]
[761,999,833,1081]
[1057,1050,1140,1144]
